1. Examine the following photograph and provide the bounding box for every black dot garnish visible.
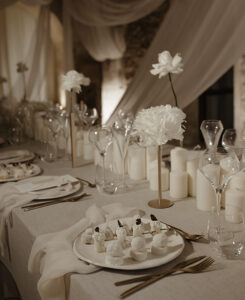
[118,220,123,227]
[95,227,100,232]
[150,214,158,221]
[136,218,141,225]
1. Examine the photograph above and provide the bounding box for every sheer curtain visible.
[0,0,63,104]
[63,0,165,62]
[106,0,245,124]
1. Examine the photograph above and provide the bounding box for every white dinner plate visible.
[16,175,82,200]
[0,163,42,183]
[73,217,185,271]
[0,149,35,164]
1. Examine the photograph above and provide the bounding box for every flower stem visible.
[168,73,178,107]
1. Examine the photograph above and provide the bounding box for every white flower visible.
[150,51,183,78]
[133,105,186,147]
[61,70,90,93]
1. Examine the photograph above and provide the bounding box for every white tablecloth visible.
[1,146,245,300]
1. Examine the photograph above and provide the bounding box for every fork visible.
[162,221,205,241]
[22,193,91,211]
[75,177,96,188]
[119,257,214,299]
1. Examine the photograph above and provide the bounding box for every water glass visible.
[207,208,245,259]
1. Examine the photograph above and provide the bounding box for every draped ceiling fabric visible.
[0,0,63,104]
[64,0,166,62]
[106,0,245,125]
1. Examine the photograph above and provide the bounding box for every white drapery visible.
[0,0,64,104]
[107,0,245,124]
[63,0,165,62]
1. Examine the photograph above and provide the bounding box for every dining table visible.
[1,143,245,300]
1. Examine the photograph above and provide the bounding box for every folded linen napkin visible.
[0,182,37,257]
[28,203,145,300]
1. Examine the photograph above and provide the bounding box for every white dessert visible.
[116,227,129,249]
[133,220,144,237]
[0,167,8,179]
[103,226,114,241]
[92,228,106,253]
[105,240,124,265]
[13,167,25,179]
[81,228,93,244]
[130,236,147,261]
[150,220,162,234]
[151,232,168,255]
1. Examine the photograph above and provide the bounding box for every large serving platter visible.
[0,149,35,164]
[73,217,185,271]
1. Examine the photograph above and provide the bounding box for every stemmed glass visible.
[200,120,224,151]
[222,128,245,169]
[89,126,114,193]
[199,147,240,216]
[112,117,133,193]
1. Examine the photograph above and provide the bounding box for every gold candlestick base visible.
[148,199,174,209]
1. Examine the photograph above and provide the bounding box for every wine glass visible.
[89,126,114,193]
[199,147,240,216]
[222,128,245,169]
[200,120,224,151]
[112,119,133,192]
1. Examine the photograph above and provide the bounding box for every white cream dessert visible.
[0,166,8,179]
[116,220,129,249]
[151,232,168,255]
[103,226,114,241]
[13,166,25,179]
[81,228,93,244]
[92,227,106,253]
[132,218,144,237]
[105,240,124,265]
[130,236,147,261]
[150,214,162,234]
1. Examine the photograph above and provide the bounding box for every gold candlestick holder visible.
[148,145,174,209]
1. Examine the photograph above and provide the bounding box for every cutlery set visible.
[115,256,214,298]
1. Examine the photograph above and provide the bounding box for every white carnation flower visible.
[133,105,186,147]
[150,51,183,78]
[61,70,91,93]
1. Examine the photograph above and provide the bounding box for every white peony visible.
[61,70,90,93]
[150,51,183,78]
[133,105,186,147]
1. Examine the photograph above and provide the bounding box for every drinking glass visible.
[199,147,240,215]
[89,126,115,193]
[200,120,224,151]
[207,208,245,259]
[222,128,245,169]
[112,119,133,193]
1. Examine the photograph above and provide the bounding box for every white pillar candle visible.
[83,130,94,161]
[196,169,216,211]
[149,160,169,191]
[186,157,199,197]
[128,145,146,180]
[225,188,245,223]
[170,147,188,171]
[230,172,245,190]
[146,146,157,179]
[170,170,188,199]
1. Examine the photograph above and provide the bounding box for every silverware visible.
[75,177,96,188]
[115,256,205,286]
[161,221,205,241]
[22,193,91,211]
[32,181,79,192]
[119,257,214,299]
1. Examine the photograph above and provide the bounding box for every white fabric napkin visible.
[28,203,145,300]
[0,182,37,256]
